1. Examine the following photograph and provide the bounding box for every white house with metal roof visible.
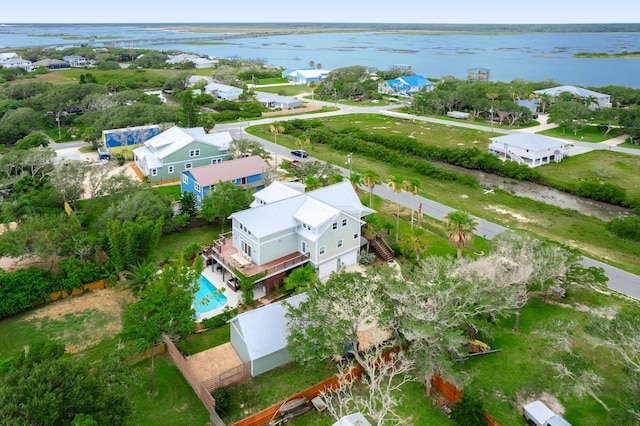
[534,85,611,109]
[204,82,243,100]
[488,133,572,167]
[132,126,232,183]
[255,92,302,109]
[282,68,331,84]
[229,293,307,376]
[221,181,374,281]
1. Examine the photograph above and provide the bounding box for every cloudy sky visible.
[3,0,638,24]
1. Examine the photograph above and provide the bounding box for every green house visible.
[133,126,232,183]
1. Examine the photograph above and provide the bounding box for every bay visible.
[1,23,639,87]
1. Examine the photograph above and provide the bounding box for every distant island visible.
[574,51,640,58]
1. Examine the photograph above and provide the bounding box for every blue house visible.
[180,156,269,206]
[378,75,433,96]
[204,82,243,100]
[102,125,161,148]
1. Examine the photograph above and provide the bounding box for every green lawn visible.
[183,324,231,355]
[128,356,211,426]
[617,141,640,150]
[255,85,310,96]
[539,125,625,143]
[151,223,222,262]
[537,150,640,200]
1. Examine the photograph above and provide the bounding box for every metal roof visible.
[490,133,572,152]
[187,156,268,187]
[230,293,307,361]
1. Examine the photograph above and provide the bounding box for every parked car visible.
[523,401,571,426]
[291,150,308,158]
[532,112,539,119]
[66,107,83,114]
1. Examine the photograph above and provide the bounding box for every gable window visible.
[189,149,200,157]
[168,165,174,174]
[337,239,343,248]
[319,246,326,255]
[182,175,188,184]
[151,168,158,176]
[332,222,338,230]
[194,183,200,191]
[342,218,348,227]
[185,163,192,169]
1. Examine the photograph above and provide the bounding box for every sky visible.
[2,0,639,24]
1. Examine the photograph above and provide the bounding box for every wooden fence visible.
[431,374,500,426]
[49,279,109,301]
[202,363,251,392]
[230,364,364,426]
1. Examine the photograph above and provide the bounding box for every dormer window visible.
[302,223,312,231]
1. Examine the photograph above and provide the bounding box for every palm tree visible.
[537,92,552,114]
[304,175,322,191]
[122,260,159,295]
[296,137,310,152]
[387,175,406,243]
[269,124,285,144]
[349,171,362,193]
[362,169,382,208]
[445,211,478,259]
[308,81,318,100]
[404,178,420,229]
[328,173,344,185]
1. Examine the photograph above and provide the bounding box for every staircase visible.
[370,236,395,262]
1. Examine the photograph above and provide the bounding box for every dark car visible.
[66,107,83,114]
[291,150,308,158]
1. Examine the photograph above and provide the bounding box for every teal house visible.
[133,126,232,184]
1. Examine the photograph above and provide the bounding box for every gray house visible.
[255,92,302,110]
[132,126,232,183]
[230,293,307,376]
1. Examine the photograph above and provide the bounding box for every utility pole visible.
[347,152,353,178]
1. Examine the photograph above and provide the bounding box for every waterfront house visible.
[133,126,232,184]
[534,85,611,109]
[32,58,70,70]
[378,75,433,96]
[229,293,306,376]
[281,68,331,84]
[488,133,572,167]
[180,156,269,206]
[166,53,216,68]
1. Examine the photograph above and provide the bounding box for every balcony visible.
[202,234,310,281]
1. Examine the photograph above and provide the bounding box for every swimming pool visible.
[193,275,228,314]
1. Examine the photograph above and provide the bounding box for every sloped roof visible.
[143,126,231,159]
[251,181,305,206]
[231,181,373,238]
[254,92,301,105]
[205,82,241,93]
[533,85,609,99]
[490,133,572,152]
[187,156,268,187]
[293,69,330,79]
[385,75,430,90]
[32,58,69,67]
[230,293,307,361]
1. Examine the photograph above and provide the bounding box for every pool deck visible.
[195,266,266,321]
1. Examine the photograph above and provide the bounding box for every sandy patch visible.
[486,205,534,223]
[187,342,244,383]
[23,287,134,353]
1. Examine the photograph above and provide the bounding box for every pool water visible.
[194,275,228,314]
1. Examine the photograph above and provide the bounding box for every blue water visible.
[1,24,639,87]
[194,275,227,314]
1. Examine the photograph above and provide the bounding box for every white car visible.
[523,401,572,426]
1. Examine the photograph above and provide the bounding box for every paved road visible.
[225,103,640,300]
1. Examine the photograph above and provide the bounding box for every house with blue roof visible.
[378,75,433,96]
[180,156,269,206]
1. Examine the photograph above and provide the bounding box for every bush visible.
[201,307,238,329]
[358,249,377,265]
[450,393,487,426]
[606,216,640,242]
[211,387,231,415]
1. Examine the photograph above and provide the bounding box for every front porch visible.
[202,234,310,283]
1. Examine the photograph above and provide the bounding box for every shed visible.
[229,293,307,376]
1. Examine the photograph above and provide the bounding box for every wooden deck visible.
[202,236,310,280]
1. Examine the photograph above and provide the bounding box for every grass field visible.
[538,150,640,200]
[255,85,311,96]
[539,125,626,143]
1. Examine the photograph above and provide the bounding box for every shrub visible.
[201,307,238,329]
[211,387,231,415]
[606,216,640,242]
[450,392,487,426]
[358,249,377,265]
